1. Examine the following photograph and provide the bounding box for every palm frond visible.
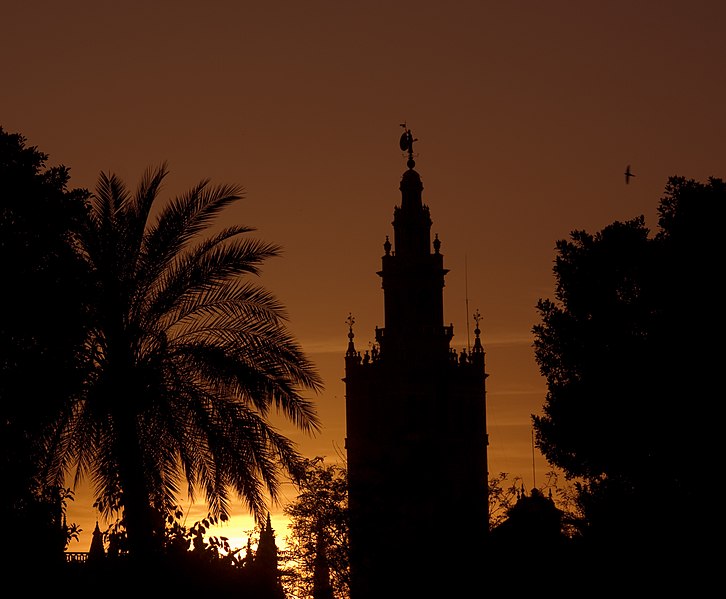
[126,163,169,276]
[138,229,274,327]
[141,180,245,281]
[91,171,129,229]
[173,339,322,434]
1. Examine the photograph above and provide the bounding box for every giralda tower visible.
[344,126,489,597]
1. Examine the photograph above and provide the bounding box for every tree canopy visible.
[532,175,723,558]
[0,126,90,564]
[282,457,350,599]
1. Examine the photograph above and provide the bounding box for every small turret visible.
[252,513,284,597]
[87,521,105,563]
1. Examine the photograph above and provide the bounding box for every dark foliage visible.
[0,126,90,565]
[532,176,723,563]
[282,457,350,599]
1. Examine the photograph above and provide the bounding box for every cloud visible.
[482,334,536,347]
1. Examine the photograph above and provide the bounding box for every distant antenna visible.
[465,254,471,352]
[531,427,537,489]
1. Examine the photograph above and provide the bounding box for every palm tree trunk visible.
[114,407,160,559]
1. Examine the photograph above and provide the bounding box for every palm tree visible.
[47,163,322,558]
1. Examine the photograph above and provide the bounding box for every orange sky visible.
[3,1,725,552]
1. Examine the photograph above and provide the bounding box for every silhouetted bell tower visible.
[344,126,489,598]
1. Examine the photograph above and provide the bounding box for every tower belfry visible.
[344,128,489,598]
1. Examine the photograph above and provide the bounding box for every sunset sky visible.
[3,1,724,552]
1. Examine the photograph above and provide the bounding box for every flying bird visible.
[624,165,635,184]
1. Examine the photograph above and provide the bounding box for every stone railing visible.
[65,552,89,563]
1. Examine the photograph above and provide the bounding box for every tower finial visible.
[399,122,418,169]
[472,309,484,353]
[346,313,357,357]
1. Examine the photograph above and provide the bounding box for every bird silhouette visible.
[625,165,635,184]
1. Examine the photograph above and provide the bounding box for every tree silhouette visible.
[486,471,524,530]
[283,457,349,599]
[45,163,323,560]
[0,126,89,566]
[532,176,723,568]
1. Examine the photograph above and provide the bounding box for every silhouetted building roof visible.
[490,487,565,548]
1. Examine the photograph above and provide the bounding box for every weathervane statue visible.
[399,122,418,169]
